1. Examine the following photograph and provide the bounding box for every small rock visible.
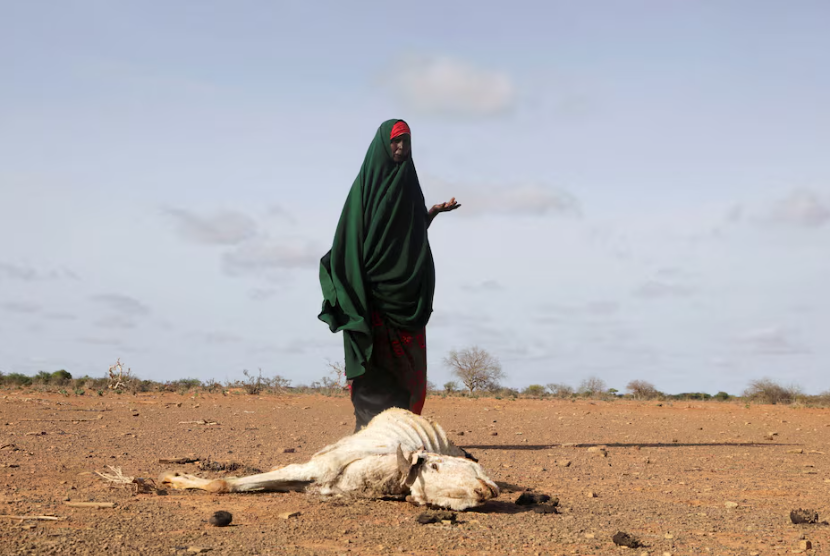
[724,501,739,509]
[416,510,456,524]
[456,431,464,436]
[788,449,804,454]
[586,491,597,498]
[799,540,812,550]
[208,510,232,527]
[490,431,498,436]
[515,492,554,506]
[584,533,595,539]
[282,448,295,453]
[612,531,641,548]
[664,533,674,539]
[532,504,558,514]
[790,509,819,524]
[187,548,210,554]
[587,447,604,453]
[279,511,300,519]
[557,459,572,467]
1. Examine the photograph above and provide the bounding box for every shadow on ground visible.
[460,442,798,451]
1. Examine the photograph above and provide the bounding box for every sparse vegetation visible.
[578,376,607,398]
[443,381,459,394]
[444,346,505,394]
[743,378,802,405]
[546,383,574,398]
[626,380,661,400]
[0,362,825,407]
[242,369,266,395]
[522,384,547,398]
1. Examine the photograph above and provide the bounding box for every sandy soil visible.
[1,392,829,555]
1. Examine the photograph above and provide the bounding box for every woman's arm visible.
[427,198,461,228]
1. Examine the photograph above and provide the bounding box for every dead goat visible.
[159,408,499,511]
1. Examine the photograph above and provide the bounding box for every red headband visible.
[390,121,411,139]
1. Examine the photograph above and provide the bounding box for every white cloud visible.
[763,189,830,229]
[95,314,137,330]
[43,312,78,321]
[1,301,41,314]
[248,288,278,300]
[736,326,808,356]
[382,55,515,118]
[462,279,503,292]
[202,331,242,345]
[431,180,580,217]
[0,263,37,281]
[222,237,320,276]
[0,262,78,281]
[165,208,258,246]
[633,280,697,300]
[77,336,122,346]
[90,294,151,317]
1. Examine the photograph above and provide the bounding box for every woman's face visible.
[390,134,411,163]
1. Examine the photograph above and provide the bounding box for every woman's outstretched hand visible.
[429,198,461,216]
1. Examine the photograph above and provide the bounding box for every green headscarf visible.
[318,119,435,379]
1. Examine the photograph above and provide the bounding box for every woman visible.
[318,119,459,431]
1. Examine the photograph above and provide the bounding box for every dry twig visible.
[0,515,64,521]
[64,502,116,508]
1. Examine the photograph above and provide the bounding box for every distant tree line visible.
[1,350,827,406]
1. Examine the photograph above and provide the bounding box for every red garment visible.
[369,310,427,414]
[390,121,411,140]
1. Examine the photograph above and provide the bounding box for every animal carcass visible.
[159,408,499,511]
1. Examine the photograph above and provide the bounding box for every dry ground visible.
[1,392,829,555]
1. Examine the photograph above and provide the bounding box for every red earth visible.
[1,392,828,555]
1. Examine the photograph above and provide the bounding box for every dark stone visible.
[790,508,820,525]
[612,531,641,548]
[416,510,456,524]
[532,504,559,514]
[515,492,554,506]
[209,510,233,527]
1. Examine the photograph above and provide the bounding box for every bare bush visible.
[268,375,292,394]
[546,383,574,398]
[107,359,134,391]
[743,378,802,405]
[578,376,607,398]
[242,369,265,395]
[626,380,661,400]
[444,346,505,394]
[444,381,459,394]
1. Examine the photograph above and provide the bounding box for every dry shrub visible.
[626,380,661,400]
[743,378,802,405]
[546,383,574,398]
[578,376,606,398]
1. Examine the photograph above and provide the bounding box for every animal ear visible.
[396,444,410,476]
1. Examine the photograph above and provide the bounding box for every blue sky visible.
[2,1,828,395]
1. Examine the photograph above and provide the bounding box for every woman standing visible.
[318,119,459,431]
